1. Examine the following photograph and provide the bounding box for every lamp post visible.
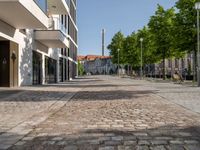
[117,48,120,76]
[140,38,143,79]
[195,2,200,87]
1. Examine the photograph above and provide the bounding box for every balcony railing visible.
[48,17,67,35]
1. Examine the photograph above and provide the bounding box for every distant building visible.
[145,52,195,80]
[77,55,117,75]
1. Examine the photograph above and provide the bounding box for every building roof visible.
[77,56,86,61]
[77,55,111,61]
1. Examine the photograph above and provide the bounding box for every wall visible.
[0,21,33,86]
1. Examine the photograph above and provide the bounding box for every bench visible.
[172,73,183,83]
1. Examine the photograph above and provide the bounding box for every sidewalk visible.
[7,75,200,150]
[0,79,88,150]
[119,76,200,114]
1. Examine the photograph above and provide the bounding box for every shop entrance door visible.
[0,41,9,87]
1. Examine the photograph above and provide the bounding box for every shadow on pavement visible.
[6,125,200,150]
[0,89,157,102]
[72,90,157,101]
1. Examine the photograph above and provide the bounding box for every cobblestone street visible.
[0,76,200,150]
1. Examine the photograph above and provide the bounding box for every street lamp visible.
[117,48,120,76]
[195,2,200,87]
[140,38,143,79]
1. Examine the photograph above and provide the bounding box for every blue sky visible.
[77,0,176,56]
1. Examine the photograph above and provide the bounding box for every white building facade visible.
[84,58,117,75]
[0,0,78,87]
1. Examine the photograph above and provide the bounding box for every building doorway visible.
[0,40,18,87]
[0,41,9,87]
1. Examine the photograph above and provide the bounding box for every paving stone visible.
[124,140,137,146]
[124,146,135,150]
[0,144,11,150]
[22,136,34,141]
[99,137,111,141]
[150,140,168,145]
[63,145,78,150]
[134,133,148,137]
[118,146,125,150]
[14,141,26,146]
[104,140,122,146]
[111,136,123,141]
[52,137,63,141]
[136,145,149,150]
[178,132,192,137]
[89,139,100,145]
[170,140,184,145]
[150,145,166,150]
[99,146,115,150]
[138,140,150,145]
[185,145,200,150]
[168,145,185,150]
[57,141,67,145]
[154,137,173,140]
[123,136,137,140]
[184,140,199,144]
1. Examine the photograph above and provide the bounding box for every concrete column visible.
[42,54,45,84]
[57,59,60,83]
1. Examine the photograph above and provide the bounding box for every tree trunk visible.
[162,50,166,80]
[193,50,197,82]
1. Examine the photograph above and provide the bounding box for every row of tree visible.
[107,0,198,79]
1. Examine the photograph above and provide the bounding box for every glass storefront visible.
[45,57,57,83]
[32,51,42,85]
[59,58,63,82]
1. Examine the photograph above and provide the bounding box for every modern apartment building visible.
[0,0,78,87]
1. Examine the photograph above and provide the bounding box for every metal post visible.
[197,9,200,86]
[102,29,105,56]
[118,49,120,76]
[140,39,143,79]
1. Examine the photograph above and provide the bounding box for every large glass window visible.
[34,0,47,13]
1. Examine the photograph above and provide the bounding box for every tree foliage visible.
[78,61,85,76]
[107,31,125,64]
[107,0,198,79]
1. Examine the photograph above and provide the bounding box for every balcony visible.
[0,0,49,29]
[47,0,69,14]
[35,16,69,48]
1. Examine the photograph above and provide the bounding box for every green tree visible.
[148,5,175,79]
[78,61,85,76]
[123,32,140,68]
[174,0,197,80]
[136,27,158,66]
[107,31,125,64]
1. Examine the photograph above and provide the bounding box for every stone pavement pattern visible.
[1,76,199,150]
[0,78,88,150]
